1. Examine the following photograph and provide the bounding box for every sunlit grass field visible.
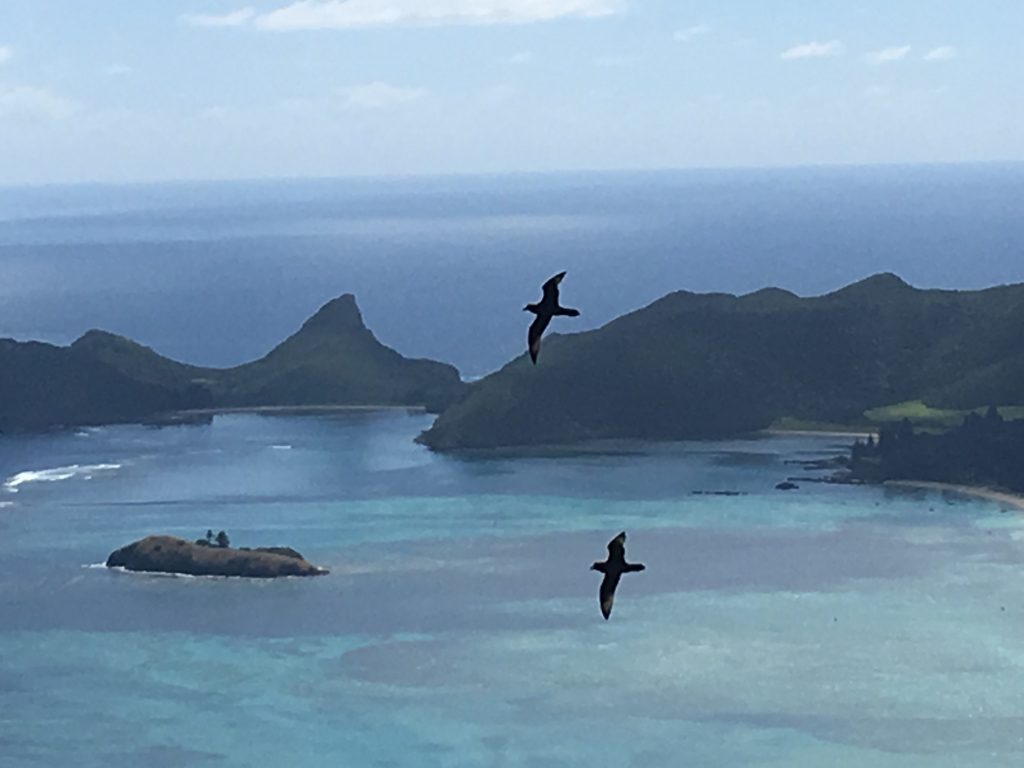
[772,401,1024,435]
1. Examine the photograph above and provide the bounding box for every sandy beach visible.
[884,479,1024,511]
[175,405,428,416]
[763,428,877,439]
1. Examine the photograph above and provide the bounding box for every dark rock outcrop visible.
[106,536,328,578]
[240,546,305,560]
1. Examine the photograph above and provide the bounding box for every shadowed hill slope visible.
[71,330,212,391]
[418,274,1024,450]
[0,339,200,432]
[1,294,464,432]
[215,295,462,409]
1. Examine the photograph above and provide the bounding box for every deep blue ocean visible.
[3,167,1024,765]
[2,164,1024,376]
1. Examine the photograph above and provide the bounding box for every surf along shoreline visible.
[883,480,1024,511]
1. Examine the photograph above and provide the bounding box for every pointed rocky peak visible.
[299,294,367,334]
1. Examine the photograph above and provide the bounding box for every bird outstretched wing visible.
[541,271,567,303]
[599,572,621,620]
[607,531,627,560]
[528,314,551,364]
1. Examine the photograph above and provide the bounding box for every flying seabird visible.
[523,271,580,364]
[591,531,645,620]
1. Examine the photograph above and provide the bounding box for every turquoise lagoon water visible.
[2,412,1024,766]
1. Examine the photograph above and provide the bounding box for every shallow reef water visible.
[2,412,1023,767]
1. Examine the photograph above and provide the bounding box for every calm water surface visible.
[2,412,1023,766]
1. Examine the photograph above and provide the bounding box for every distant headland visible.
[6,274,1024,452]
[0,294,464,432]
[418,273,1024,450]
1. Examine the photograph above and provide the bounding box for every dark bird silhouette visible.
[591,531,645,620]
[524,271,580,364]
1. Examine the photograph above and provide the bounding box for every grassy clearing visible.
[864,400,1024,429]
[863,400,966,428]
[772,401,1024,435]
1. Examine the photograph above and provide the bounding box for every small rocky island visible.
[106,535,328,578]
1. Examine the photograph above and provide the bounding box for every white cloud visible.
[508,50,533,64]
[181,7,255,28]
[0,46,12,64]
[780,40,844,60]
[0,86,76,122]
[338,82,428,109]
[865,45,911,65]
[674,24,711,43]
[255,0,622,30]
[924,46,956,62]
[104,64,133,76]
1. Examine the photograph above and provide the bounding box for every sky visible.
[0,0,1021,184]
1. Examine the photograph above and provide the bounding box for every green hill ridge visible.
[418,273,1024,451]
[0,338,198,432]
[0,294,464,432]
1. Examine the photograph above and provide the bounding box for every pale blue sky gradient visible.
[0,0,1021,183]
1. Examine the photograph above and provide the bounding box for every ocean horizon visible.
[3,163,1024,377]
[7,0,1024,760]
[4,165,1024,765]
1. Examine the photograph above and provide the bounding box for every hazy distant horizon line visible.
[3,158,1023,192]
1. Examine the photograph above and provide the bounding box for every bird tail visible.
[624,563,646,573]
[555,306,580,317]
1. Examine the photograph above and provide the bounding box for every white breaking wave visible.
[0,501,13,508]
[102,565,199,579]
[3,463,122,493]
[101,565,304,580]
[270,444,293,451]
